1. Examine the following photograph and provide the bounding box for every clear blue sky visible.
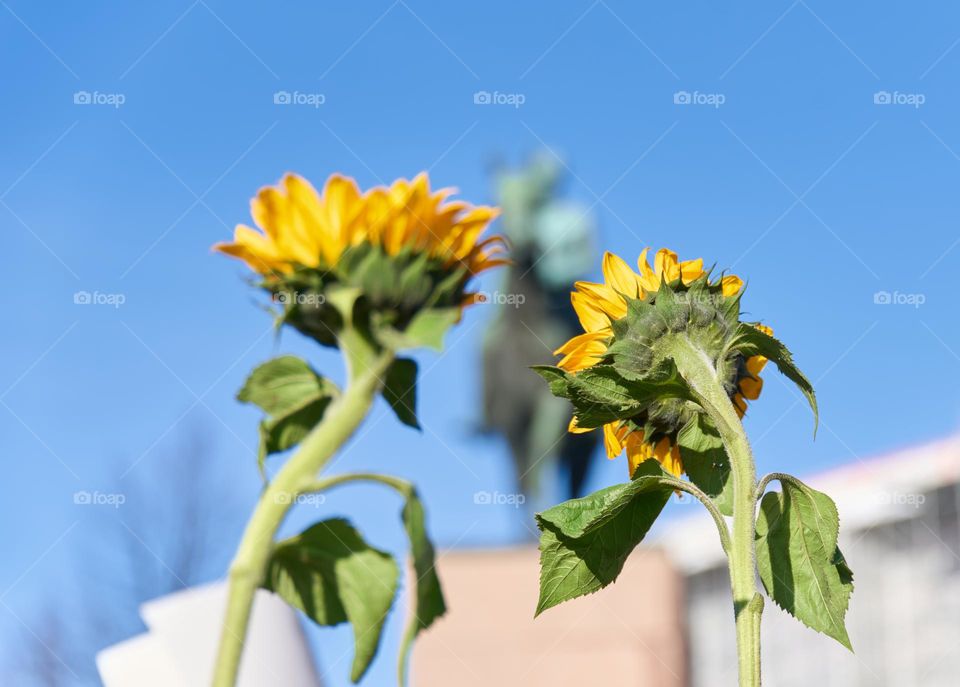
[3,1,960,685]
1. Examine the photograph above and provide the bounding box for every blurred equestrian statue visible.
[480,153,600,499]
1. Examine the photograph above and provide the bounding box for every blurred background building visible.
[415,435,960,686]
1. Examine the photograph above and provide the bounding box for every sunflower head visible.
[215,173,507,348]
[535,248,816,485]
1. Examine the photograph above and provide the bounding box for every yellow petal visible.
[654,248,680,283]
[603,423,625,459]
[574,281,627,320]
[568,416,594,434]
[679,258,704,284]
[636,248,659,291]
[571,291,612,333]
[663,443,683,477]
[625,430,651,475]
[739,376,763,400]
[602,251,639,298]
[555,330,609,372]
[746,355,768,376]
[721,275,743,296]
[255,184,318,267]
[554,330,608,356]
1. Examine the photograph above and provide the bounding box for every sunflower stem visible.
[211,325,393,687]
[668,334,763,687]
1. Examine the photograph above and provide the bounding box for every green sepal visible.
[266,270,344,348]
[677,414,733,516]
[534,460,674,615]
[237,356,340,477]
[755,477,854,650]
[396,252,436,310]
[730,323,819,435]
[382,358,420,429]
[262,518,399,683]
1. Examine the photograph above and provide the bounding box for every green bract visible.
[262,245,471,350]
[536,276,816,464]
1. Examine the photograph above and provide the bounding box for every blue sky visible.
[3,1,960,684]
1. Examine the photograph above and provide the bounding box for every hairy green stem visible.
[660,476,731,553]
[669,335,762,687]
[212,327,393,687]
[755,472,798,502]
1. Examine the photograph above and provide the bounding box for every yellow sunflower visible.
[215,172,507,282]
[554,248,770,477]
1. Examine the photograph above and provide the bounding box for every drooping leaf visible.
[259,402,331,457]
[382,358,420,429]
[397,487,446,685]
[732,323,818,434]
[263,518,399,683]
[677,414,733,516]
[755,478,854,650]
[237,356,338,416]
[535,460,673,614]
[239,358,339,474]
[237,356,340,476]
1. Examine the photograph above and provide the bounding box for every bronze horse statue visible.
[480,154,600,499]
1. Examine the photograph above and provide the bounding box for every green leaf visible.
[677,414,733,516]
[382,358,420,429]
[238,356,340,476]
[260,402,330,456]
[263,518,399,683]
[378,308,461,352]
[397,488,446,684]
[733,323,818,435]
[534,460,673,614]
[755,478,854,650]
[238,356,338,416]
[530,365,570,397]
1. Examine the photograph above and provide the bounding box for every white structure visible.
[96,582,321,687]
[666,435,960,686]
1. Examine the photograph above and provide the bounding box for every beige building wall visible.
[413,546,686,687]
